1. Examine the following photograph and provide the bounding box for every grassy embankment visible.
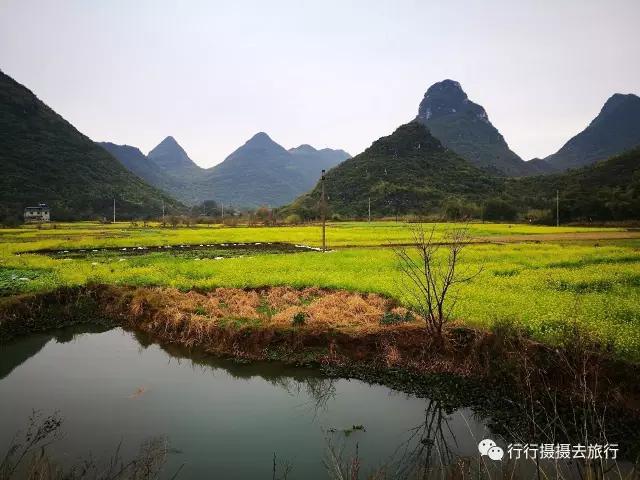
[1,221,639,360]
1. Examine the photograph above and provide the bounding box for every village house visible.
[24,203,51,222]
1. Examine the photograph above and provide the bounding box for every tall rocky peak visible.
[417,79,489,123]
[414,79,531,176]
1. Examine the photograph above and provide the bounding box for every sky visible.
[1,0,639,168]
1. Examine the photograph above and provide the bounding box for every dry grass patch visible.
[125,286,417,334]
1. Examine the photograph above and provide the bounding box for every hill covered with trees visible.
[282,122,501,219]
[512,147,640,222]
[0,71,184,222]
[283,121,640,223]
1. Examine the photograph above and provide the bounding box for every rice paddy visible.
[1,221,639,360]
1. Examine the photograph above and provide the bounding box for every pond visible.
[29,242,321,260]
[0,326,492,479]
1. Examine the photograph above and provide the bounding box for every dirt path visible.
[336,231,640,248]
[480,231,640,243]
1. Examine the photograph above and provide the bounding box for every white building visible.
[24,203,50,222]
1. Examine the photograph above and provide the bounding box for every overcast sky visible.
[1,0,638,167]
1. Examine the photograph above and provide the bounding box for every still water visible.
[0,326,491,479]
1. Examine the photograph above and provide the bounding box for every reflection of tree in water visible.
[280,375,337,416]
[389,401,458,479]
[323,400,463,480]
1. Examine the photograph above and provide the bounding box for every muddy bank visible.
[1,285,640,456]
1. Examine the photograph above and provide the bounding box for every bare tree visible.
[394,224,480,340]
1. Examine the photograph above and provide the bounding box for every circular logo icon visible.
[488,446,505,461]
[478,439,496,456]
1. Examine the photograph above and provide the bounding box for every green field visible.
[1,221,639,359]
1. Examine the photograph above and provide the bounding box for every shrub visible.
[284,214,302,225]
[292,311,307,326]
[193,305,207,316]
[442,198,479,221]
[484,198,518,221]
[380,310,414,325]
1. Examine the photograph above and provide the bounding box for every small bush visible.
[292,311,307,326]
[193,305,207,315]
[284,214,302,225]
[380,310,414,325]
[490,316,530,341]
[256,300,277,319]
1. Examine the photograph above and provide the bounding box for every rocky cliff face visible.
[415,79,535,176]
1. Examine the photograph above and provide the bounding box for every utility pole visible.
[221,202,224,221]
[556,189,560,227]
[368,197,371,222]
[321,169,326,252]
[162,200,165,225]
[113,198,116,224]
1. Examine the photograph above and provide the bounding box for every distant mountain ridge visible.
[0,70,184,222]
[6,65,636,221]
[98,142,171,188]
[544,93,640,170]
[100,133,350,207]
[205,132,301,207]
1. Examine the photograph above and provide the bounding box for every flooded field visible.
[28,242,322,260]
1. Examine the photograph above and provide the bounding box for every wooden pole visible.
[113,198,115,224]
[368,197,371,222]
[556,189,559,227]
[321,169,326,252]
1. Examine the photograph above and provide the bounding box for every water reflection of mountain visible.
[0,334,51,380]
[0,324,113,380]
